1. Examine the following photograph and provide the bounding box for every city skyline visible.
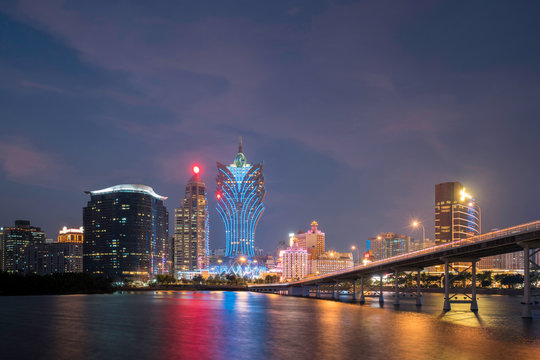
[1,1,540,254]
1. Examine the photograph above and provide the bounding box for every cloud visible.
[19,79,64,93]
[0,138,65,187]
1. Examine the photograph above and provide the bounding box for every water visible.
[0,291,539,359]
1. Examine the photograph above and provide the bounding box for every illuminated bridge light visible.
[216,137,265,257]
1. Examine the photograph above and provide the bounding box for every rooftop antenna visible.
[238,136,243,153]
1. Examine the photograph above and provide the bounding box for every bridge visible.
[249,220,540,318]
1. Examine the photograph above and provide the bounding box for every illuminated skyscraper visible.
[435,182,480,245]
[174,166,209,272]
[83,184,169,279]
[58,226,84,243]
[292,221,325,259]
[216,138,265,257]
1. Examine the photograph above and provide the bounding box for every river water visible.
[1,291,539,359]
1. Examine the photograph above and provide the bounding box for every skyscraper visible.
[216,138,265,258]
[83,184,169,279]
[0,220,46,273]
[435,182,480,245]
[174,165,209,272]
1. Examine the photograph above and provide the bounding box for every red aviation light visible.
[193,165,200,174]
[217,193,221,200]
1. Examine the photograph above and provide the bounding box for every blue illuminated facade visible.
[216,139,265,257]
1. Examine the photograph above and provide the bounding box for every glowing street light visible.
[351,245,360,265]
[411,220,425,247]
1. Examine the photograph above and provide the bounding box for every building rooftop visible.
[85,184,167,200]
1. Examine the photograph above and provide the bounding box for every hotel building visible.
[216,138,265,258]
[83,184,169,279]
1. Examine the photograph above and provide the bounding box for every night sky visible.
[1,0,540,254]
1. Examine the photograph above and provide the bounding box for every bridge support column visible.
[316,284,321,299]
[393,268,400,306]
[471,260,478,312]
[332,282,336,300]
[352,280,357,301]
[443,259,451,311]
[522,244,532,318]
[416,270,422,306]
[379,274,384,304]
[359,276,365,304]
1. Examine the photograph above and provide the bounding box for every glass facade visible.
[83,184,169,280]
[174,169,209,272]
[216,140,265,257]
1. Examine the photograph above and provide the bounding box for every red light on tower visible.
[193,165,200,174]
[217,193,221,200]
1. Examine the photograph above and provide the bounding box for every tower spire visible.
[238,136,243,153]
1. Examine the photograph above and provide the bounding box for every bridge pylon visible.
[442,258,478,312]
[519,241,540,318]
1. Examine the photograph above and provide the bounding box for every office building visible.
[1,220,46,273]
[281,244,308,281]
[83,184,169,280]
[435,182,481,245]
[216,138,265,257]
[174,165,209,272]
[367,233,411,261]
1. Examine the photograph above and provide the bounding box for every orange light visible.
[193,165,200,174]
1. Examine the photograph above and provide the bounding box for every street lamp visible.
[411,220,425,248]
[351,245,360,266]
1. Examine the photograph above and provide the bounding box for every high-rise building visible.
[367,233,411,261]
[281,244,308,281]
[293,221,325,259]
[83,184,169,280]
[58,226,84,243]
[174,165,209,272]
[1,220,46,273]
[435,182,480,245]
[216,138,265,257]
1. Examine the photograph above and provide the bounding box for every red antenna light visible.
[217,193,221,200]
[193,165,200,174]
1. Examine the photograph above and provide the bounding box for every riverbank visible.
[0,272,113,296]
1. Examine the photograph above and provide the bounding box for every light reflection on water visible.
[0,292,539,360]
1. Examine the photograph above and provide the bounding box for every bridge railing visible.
[280,219,540,286]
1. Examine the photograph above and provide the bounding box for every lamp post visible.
[411,220,425,248]
[351,245,360,266]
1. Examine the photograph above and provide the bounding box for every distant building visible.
[1,220,46,273]
[367,233,411,261]
[435,182,480,245]
[83,184,169,280]
[58,226,84,243]
[174,166,209,272]
[24,242,83,275]
[293,221,325,259]
[216,138,265,257]
[281,244,308,281]
[310,251,353,275]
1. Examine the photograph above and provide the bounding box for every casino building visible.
[83,184,169,280]
[216,138,265,258]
